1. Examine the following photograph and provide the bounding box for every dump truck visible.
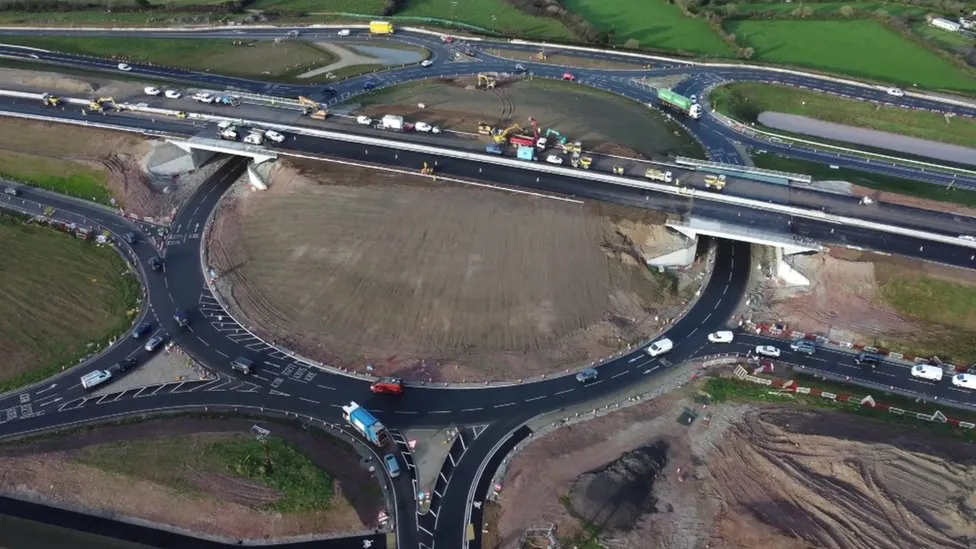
[369,21,394,35]
[517,145,536,161]
[657,89,702,119]
[381,114,404,131]
[704,174,727,191]
[342,401,390,446]
[645,168,673,183]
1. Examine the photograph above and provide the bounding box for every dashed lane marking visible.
[299,397,320,404]
[524,395,546,402]
[316,384,335,390]
[494,402,515,408]
[611,370,629,379]
[461,407,483,412]
[554,388,575,395]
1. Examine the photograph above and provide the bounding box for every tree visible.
[839,5,854,17]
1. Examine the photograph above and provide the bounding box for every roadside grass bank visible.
[396,0,575,40]
[560,0,731,55]
[0,37,338,81]
[0,212,140,394]
[878,278,976,364]
[732,2,928,17]
[751,153,976,208]
[711,83,976,149]
[723,20,976,93]
[704,376,976,443]
[0,150,112,205]
[75,433,334,512]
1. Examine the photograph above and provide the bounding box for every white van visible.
[81,370,112,390]
[952,373,976,389]
[911,363,944,381]
[337,29,351,37]
[646,338,673,357]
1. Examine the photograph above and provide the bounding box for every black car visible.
[854,352,880,368]
[149,257,163,271]
[174,310,189,328]
[132,322,152,339]
[322,86,337,97]
[117,357,138,372]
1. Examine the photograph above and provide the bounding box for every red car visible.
[562,72,576,81]
[370,377,404,395]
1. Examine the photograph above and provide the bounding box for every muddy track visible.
[492,87,516,124]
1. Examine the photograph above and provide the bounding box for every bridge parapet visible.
[674,156,812,185]
[666,215,822,256]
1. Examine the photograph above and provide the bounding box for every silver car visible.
[144,336,164,352]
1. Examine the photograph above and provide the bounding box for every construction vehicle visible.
[477,121,493,135]
[533,51,546,61]
[579,156,593,169]
[570,152,581,168]
[381,114,404,131]
[477,73,496,90]
[41,93,62,107]
[510,134,535,148]
[342,401,391,446]
[571,141,582,154]
[544,128,567,146]
[527,117,545,149]
[174,111,187,119]
[704,174,727,191]
[298,96,327,119]
[516,145,536,161]
[420,162,435,176]
[645,168,673,183]
[492,123,522,144]
[657,89,702,119]
[369,21,394,35]
[612,165,625,175]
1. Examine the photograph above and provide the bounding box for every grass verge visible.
[75,433,334,512]
[710,83,976,149]
[0,212,140,393]
[703,376,976,443]
[0,37,338,81]
[0,150,112,205]
[724,20,976,93]
[561,0,732,55]
[751,153,976,207]
[397,0,576,40]
[878,278,976,363]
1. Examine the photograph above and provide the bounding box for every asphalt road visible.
[1,25,976,549]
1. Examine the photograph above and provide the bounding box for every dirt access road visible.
[352,78,702,160]
[207,160,702,382]
[0,417,383,541]
[487,379,976,549]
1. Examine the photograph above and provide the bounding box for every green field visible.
[711,83,976,149]
[0,151,112,205]
[752,154,976,207]
[879,277,976,363]
[912,21,976,51]
[251,0,385,11]
[561,0,732,55]
[76,434,335,512]
[397,0,575,39]
[0,213,140,393]
[0,36,337,80]
[731,2,928,17]
[725,20,976,92]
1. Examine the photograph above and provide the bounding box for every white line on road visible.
[38,398,62,408]
[196,336,209,347]
[494,402,516,408]
[554,388,575,395]
[643,365,661,375]
[215,349,229,358]
[524,395,546,402]
[316,384,336,390]
[299,397,320,404]
[587,380,604,387]
[461,407,483,412]
[394,410,418,414]
[611,371,629,379]
[429,410,451,414]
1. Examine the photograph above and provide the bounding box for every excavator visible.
[492,123,522,144]
[41,93,62,107]
[612,165,625,175]
[298,96,327,120]
[420,162,435,180]
[544,128,567,146]
[477,121,494,135]
[87,97,120,113]
[477,73,496,90]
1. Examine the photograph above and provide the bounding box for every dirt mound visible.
[567,441,668,532]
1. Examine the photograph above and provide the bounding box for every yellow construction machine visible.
[87,99,104,113]
[175,111,188,119]
[41,93,62,107]
[477,121,494,135]
[477,73,496,89]
[533,51,547,61]
[704,174,727,191]
[298,96,327,120]
[612,165,625,175]
[492,123,523,144]
[579,156,593,169]
[420,162,436,180]
[88,97,119,113]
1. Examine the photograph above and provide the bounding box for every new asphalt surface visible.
[1,26,976,549]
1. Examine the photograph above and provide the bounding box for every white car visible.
[192,92,215,104]
[886,87,905,97]
[164,89,182,99]
[707,331,734,344]
[431,126,442,134]
[952,373,976,389]
[545,154,563,165]
[144,86,161,96]
[646,338,674,357]
[337,29,351,37]
[264,130,285,143]
[356,115,373,126]
[415,122,433,133]
[911,363,943,381]
[117,63,131,71]
[421,59,433,67]
[243,132,263,145]
[754,345,781,358]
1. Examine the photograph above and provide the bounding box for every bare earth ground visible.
[0,116,217,218]
[489,380,976,549]
[207,160,703,382]
[355,78,702,159]
[752,248,976,358]
[0,418,383,540]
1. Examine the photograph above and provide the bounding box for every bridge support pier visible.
[167,140,217,170]
[247,160,271,191]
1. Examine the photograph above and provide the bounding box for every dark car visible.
[132,322,152,339]
[231,357,254,375]
[123,232,137,245]
[790,341,817,355]
[322,86,337,97]
[854,352,881,368]
[149,257,163,271]
[117,357,138,372]
[174,310,189,328]
[362,81,376,90]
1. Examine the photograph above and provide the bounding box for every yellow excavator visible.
[492,123,523,144]
[298,96,327,120]
[41,93,62,107]
[612,165,625,175]
[175,111,188,119]
[477,121,494,135]
[421,162,435,180]
[477,73,496,90]
[88,97,119,113]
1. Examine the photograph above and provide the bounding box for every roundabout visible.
[0,22,975,549]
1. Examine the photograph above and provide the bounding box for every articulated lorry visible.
[656,89,702,120]
[370,21,394,34]
[342,401,391,447]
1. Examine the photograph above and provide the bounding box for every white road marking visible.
[494,402,516,408]
[611,371,629,379]
[554,388,575,395]
[461,407,483,412]
[524,395,546,402]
